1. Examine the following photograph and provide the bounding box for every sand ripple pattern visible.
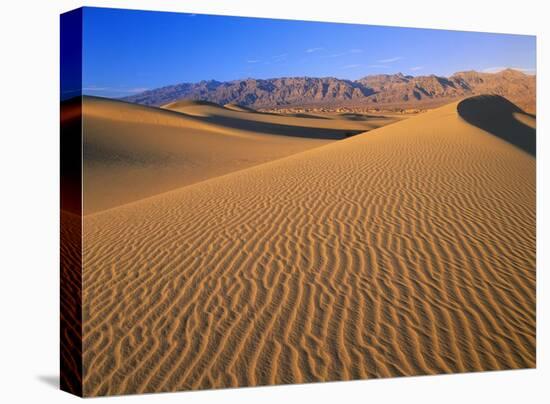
[61,211,83,395]
[82,101,535,396]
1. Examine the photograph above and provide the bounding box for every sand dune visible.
[162,99,401,133]
[81,96,535,396]
[61,210,83,395]
[223,103,257,112]
[83,97,399,214]
[60,98,84,395]
[457,95,536,156]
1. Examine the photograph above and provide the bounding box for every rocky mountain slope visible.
[122,69,535,112]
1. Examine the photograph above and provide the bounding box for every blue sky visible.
[81,7,536,98]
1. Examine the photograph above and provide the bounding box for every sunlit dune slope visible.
[82,95,535,396]
[83,96,398,214]
[223,102,257,112]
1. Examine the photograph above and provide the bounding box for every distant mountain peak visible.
[497,68,529,75]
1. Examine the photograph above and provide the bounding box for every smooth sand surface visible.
[82,96,535,396]
[83,97,399,214]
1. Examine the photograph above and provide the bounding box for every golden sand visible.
[81,96,535,396]
[83,97,399,214]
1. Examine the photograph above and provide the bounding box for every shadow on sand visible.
[457,95,536,157]
[194,113,362,139]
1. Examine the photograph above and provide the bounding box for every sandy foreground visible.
[81,96,535,396]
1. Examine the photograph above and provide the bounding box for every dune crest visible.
[82,97,535,396]
[224,103,257,112]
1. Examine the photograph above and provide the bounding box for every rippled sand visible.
[80,96,535,396]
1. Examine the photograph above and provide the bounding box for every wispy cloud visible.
[272,53,288,61]
[326,52,346,58]
[305,47,324,53]
[326,48,364,58]
[377,56,403,63]
[410,66,424,71]
[246,59,260,63]
[342,64,361,69]
[482,66,536,74]
[367,64,389,69]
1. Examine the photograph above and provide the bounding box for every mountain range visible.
[122,68,536,112]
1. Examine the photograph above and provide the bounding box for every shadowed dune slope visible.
[82,98,535,396]
[457,95,536,156]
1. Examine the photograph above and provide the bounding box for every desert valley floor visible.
[72,95,535,396]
